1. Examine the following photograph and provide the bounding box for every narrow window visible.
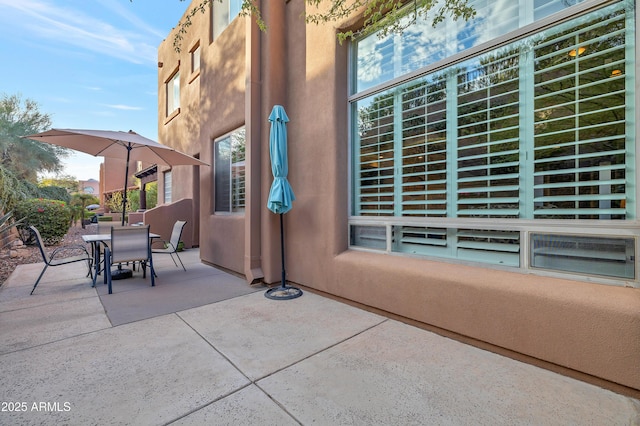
[214,127,246,213]
[164,171,172,204]
[166,71,180,116]
[191,44,201,74]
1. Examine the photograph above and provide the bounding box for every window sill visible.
[164,108,180,125]
[189,70,200,84]
[213,211,245,216]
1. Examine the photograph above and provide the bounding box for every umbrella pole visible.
[265,212,302,300]
[280,213,286,287]
[121,144,131,227]
[112,144,133,280]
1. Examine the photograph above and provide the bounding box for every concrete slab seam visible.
[0,324,113,357]
[0,292,101,315]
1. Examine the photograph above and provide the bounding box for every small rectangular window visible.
[350,225,386,250]
[530,233,635,279]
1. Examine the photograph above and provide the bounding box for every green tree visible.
[39,175,79,193]
[169,0,475,51]
[37,185,71,204]
[70,192,99,228]
[0,93,71,182]
[105,190,133,214]
[127,190,140,212]
[144,182,158,210]
[0,165,37,212]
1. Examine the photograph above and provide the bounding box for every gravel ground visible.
[0,224,93,287]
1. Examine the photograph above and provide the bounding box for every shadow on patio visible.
[0,249,638,425]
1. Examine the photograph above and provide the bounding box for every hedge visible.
[14,198,71,245]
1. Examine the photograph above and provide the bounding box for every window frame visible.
[211,0,242,40]
[165,68,180,119]
[213,126,246,214]
[190,42,201,81]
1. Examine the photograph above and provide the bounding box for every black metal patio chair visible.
[29,226,92,295]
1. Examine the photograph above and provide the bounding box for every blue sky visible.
[0,0,191,180]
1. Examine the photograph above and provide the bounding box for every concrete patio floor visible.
[0,248,638,425]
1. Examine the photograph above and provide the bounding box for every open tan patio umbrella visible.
[24,128,209,226]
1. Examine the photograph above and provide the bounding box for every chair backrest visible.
[97,222,123,234]
[110,225,150,264]
[29,226,49,263]
[169,220,187,250]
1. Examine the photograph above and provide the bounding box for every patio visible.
[0,249,637,425]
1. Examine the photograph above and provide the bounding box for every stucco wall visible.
[143,198,194,249]
[102,158,128,194]
[278,1,350,288]
[158,7,247,271]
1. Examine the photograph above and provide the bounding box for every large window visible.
[214,127,246,213]
[350,0,637,282]
[212,0,242,39]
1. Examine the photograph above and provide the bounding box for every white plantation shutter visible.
[354,93,396,216]
[532,6,629,219]
[456,49,521,219]
[401,74,448,217]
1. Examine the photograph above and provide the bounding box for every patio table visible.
[83,233,159,286]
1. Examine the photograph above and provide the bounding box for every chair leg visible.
[92,260,99,287]
[30,264,48,295]
[174,252,186,271]
[86,258,93,279]
[149,257,155,287]
[105,249,113,294]
[168,252,179,268]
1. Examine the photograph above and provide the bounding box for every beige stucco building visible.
[77,178,99,196]
[157,0,640,396]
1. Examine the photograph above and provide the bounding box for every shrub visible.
[14,198,71,245]
[105,191,133,213]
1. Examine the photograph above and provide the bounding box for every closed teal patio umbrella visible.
[265,105,302,300]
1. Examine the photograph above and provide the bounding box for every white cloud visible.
[97,0,168,39]
[0,0,157,64]
[103,104,144,111]
[49,96,73,103]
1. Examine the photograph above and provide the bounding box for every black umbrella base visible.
[110,268,133,280]
[265,285,303,300]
